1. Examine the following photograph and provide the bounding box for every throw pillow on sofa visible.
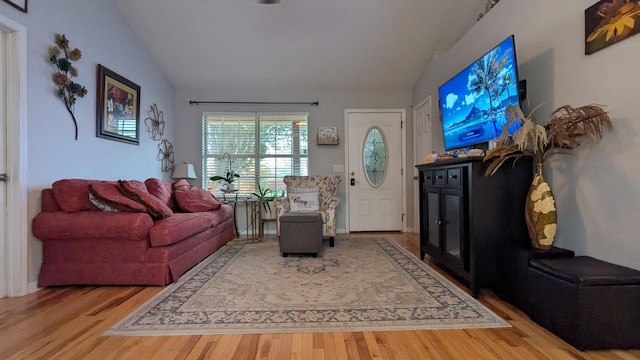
[172,178,191,190]
[144,178,177,210]
[172,181,222,212]
[52,179,111,213]
[118,180,174,219]
[88,193,120,212]
[87,183,148,213]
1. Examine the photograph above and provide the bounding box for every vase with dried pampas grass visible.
[483,103,613,249]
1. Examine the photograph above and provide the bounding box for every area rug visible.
[104,237,510,336]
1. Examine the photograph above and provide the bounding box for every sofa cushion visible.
[32,211,153,241]
[52,179,106,213]
[174,186,222,213]
[118,180,174,219]
[144,178,177,210]
[41,189,62,212]
[87,183,148,213]
[149,213,215,247]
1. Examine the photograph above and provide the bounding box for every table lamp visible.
[172,163,197,180]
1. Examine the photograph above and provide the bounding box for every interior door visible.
[0,18,28,297]
[346,110,403,231]
[0,32,6,297]
[413,97,431,234]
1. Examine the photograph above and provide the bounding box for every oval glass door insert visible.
[363,126,387,187]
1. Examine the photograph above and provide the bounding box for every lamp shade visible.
[172,163,197,179]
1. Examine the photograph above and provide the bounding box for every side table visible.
[222,195,261,240]
[221,191,239,237]
[259,216,276,239]
[243,198,260,240]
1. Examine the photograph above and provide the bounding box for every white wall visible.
[175,89,411,233]
[413,0,640,270]
[0,0,176,285]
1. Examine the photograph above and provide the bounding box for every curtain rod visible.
[189,100,319,106]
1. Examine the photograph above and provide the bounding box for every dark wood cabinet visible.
[417,157,532,298]
[421,170,467,276]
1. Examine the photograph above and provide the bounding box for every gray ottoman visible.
[279,212,323,257]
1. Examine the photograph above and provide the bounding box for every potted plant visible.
[209,170,240,193]
[251,183,284,217]
[483,103,613,249]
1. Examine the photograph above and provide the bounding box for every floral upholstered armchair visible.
[273,175,341,241]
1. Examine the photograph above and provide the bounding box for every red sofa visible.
[32,178,234,286]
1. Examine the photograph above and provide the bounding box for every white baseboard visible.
[28,281,41,294]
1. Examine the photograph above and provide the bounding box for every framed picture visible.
[2,0,27,13]
[317,127,340,145]
[96,64,140,145]
[585,0,640,55]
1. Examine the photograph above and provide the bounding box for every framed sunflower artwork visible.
[585,0,640,55]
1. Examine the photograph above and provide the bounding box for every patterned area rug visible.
[105,237,509,336]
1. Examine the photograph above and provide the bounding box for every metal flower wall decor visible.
[48,34,87,140]
[157,139,175,172]
[144,103,165,140]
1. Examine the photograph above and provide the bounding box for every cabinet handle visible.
[449,174,458,179]
[435,219,442,225]
[436,175,443,179]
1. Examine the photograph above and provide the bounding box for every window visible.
[202,112,309,197]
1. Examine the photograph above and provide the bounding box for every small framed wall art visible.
[96,64,141,145]
[317,127,340,145]
[585,0,640,55]
[2,0,27,13]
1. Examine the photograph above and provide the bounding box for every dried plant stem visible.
[484,103,613,177]
[62,101,78,140]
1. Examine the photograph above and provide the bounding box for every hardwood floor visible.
[1,232,638,360]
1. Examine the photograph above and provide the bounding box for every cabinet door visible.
[442,189,465,270]
[422,187,442,256]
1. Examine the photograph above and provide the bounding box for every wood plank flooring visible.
[1,233,638,359]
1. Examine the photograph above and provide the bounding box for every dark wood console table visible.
[416,157,532,298]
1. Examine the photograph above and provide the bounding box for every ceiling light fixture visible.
[259,0,279,4]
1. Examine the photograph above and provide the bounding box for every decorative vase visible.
[525,162,557,249]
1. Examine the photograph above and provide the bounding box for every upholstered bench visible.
[279,212,323,257]
[527,256,640,350]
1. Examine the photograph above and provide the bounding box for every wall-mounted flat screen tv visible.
[438,35,521,151]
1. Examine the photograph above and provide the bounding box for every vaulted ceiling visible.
[116,0,484,92]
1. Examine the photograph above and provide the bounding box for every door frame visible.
[0,14,28,297]
[344,109,406,233]
[412,96,431,234]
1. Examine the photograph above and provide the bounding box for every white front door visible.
[346,109,404,232]
[412,97,432,234]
